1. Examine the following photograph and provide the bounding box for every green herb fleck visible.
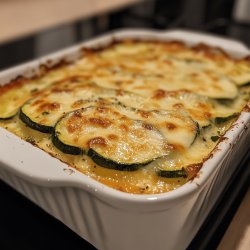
[31,88,38,93]
[211,135,220,142]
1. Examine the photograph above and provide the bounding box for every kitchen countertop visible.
[0,0,142,44]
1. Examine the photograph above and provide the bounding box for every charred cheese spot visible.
[88,117,111,128]
[142,123,154,130]
[66,111,85,133]
[163,60,172,65]
[190,72,198,78]
[204,112,212,119]
[196,102,209,109]
[172,103,184,109]
[163,142,176,152]
[88,137,107,148]
[51,87,72,93]
[166,122,177,130]
[115,81,123,86]
[96,106,108,113]
[165,143,185,152]
[72,110,82,118]
[108,134,119,140]
[119,124,129,131]
[153,89,166,99]
[32,99,44,106]
[138,110,150,118]
[71,99,85,108]
[115,89,125,96]
[131,129,145,139]
[37,102,60,112]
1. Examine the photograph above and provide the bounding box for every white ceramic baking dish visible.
[0,29,249,250]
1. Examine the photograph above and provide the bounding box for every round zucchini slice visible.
[0,82,40,120]
[228,61,250,86]
[147,90,212,128]
[53,106,168,170]
[190,74,238,99]
[19,83,146,133]
[0,88,25,119]
[113,104,199,149]
[0,108,19,120]
[156,61,238,99]
[20,95,102,133]
[0,74,65,120]
[0,85,26,119]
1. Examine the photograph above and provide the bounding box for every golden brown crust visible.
[0,37,249,194]
[243,103,250,112]
[186,163,203,179]
[0,77,28,96]
[2,38,249,91]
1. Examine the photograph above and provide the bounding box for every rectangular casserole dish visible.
[0,29,249,250]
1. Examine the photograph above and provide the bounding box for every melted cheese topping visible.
[56,106,168,163]
[0,40,249,194]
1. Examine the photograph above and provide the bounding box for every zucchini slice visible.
[196,75,238,99]
[158,168,187,178]
[0,73,66,120]
[53,106,168,170]
[114,104,199,149]
[20,96,104,133]
[155,156,188,178]
[238,81,250,87]
[20,108,54,133]
[228,62,250,86]
[53,104,198,160]
[0,107,19,120]
[0,83,25,119]
[147,90,212,128]
[0,80,43,120]
[87,148,151,171]
[213,113,239,124]
[159,59,238,99]
[19,83,146,133]
[52,131,84,155]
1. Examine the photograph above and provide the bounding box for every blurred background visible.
[0,0,250,70]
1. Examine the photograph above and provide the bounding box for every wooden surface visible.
[218,188,250,250]
[0,0,141,44]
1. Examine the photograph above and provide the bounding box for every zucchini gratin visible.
[0,40,250,194]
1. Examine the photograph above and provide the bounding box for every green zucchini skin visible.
[0,112,17,120]
[191,121,200,145]
[239,81,250,87]
[52,131,84,155]
[87,148,151,171]
[213,98,234,106]
[157,168,188,178]
[19,108,53,133]
[213,113,239,124]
